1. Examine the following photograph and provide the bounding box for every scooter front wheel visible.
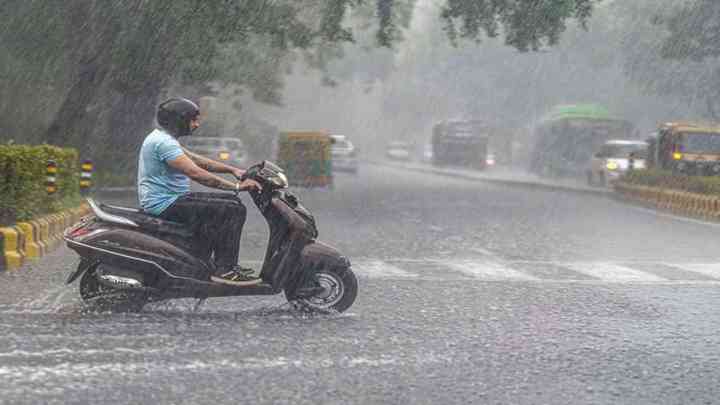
[286,266,358,313]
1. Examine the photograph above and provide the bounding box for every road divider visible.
[614,182,720,222]
[0,203,91,272]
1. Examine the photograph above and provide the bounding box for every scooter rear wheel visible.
[79,265,148,312]
[286,266,358,313]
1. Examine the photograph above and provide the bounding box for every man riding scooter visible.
[138,98,263,286]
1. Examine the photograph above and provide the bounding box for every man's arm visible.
[182,147,243,176]
[168,154,259,191]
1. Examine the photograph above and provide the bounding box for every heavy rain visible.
[2,1,720,404]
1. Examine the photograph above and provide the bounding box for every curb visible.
[614,182,720,222]
[0,203,91,272]
[371,160,611,198]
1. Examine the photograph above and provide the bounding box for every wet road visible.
[3,163,720,404]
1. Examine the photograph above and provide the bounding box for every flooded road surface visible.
[3,163,720,404]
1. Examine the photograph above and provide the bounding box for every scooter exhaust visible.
[97,274,144,290]
[96,265,145,291]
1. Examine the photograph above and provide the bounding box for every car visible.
[421,143,433,163]
[486,152,497,168]
[330,134,359,173]
[386,141,413,161]
[181,137,248,167]
[587,140,648,186]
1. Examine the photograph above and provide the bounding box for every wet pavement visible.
[3,163,720,404]
[377,158,611,196]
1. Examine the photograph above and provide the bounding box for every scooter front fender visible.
[300,241,350,270]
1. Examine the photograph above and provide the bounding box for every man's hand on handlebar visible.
[236,179,262,193]
[232,168,246,181]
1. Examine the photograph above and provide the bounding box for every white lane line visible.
[445,260,539,281]
[564,263,667,282]
[352,260,418,278]
[674,264,720,280]
[247,257,720,283]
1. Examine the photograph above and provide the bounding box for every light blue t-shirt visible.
[137,128,190,215]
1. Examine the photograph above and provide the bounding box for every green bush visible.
[94,170,135,188]
[0,144,81,226]
[621,169,720,196]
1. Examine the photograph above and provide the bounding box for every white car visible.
[386,141,413,161]
[587,140,648,186]
[181,137,249,168]
[421,143,434,163]
[330,134,358,173]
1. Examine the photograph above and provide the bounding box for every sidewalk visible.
[371,160,612,197]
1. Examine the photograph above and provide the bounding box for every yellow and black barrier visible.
[615,182,720,222]
[46,159,58,195]
[0,203,91,271]
[80,160,93,195]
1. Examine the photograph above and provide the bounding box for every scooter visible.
[63,161,358,313]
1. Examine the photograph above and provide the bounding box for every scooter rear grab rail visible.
[86,198,139,227]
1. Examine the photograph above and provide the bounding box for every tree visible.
[0,0,598,175]
[440,0,594,50]
[614,0,720,122]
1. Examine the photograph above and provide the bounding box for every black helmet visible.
[156,98,200,137]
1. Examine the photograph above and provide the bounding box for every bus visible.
[529,104,636,177]
[431,120,490,169]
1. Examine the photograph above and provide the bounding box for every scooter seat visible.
[100,203,193,239]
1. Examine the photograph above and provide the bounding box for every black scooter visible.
[63,161,358,312]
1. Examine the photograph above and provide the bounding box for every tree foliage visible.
[615,0,720,121]
[440,0,594,50]
[0,0,598,177]
[661,0,720,62]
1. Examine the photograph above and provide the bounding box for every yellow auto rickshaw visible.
[276,131,333,188]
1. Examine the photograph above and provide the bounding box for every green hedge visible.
[621,169,720,196]
[0,144,81,226]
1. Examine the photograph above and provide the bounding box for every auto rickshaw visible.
[276,131,333,188]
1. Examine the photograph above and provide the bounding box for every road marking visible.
[563,263,667,282]
[352,260,418,278]
[248,256,720,284]
[445,260,539,281]
[675,264,720,280]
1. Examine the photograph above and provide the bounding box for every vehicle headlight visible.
[606,161,619,170]
[673,152,683,160]
[219,152,230,160]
